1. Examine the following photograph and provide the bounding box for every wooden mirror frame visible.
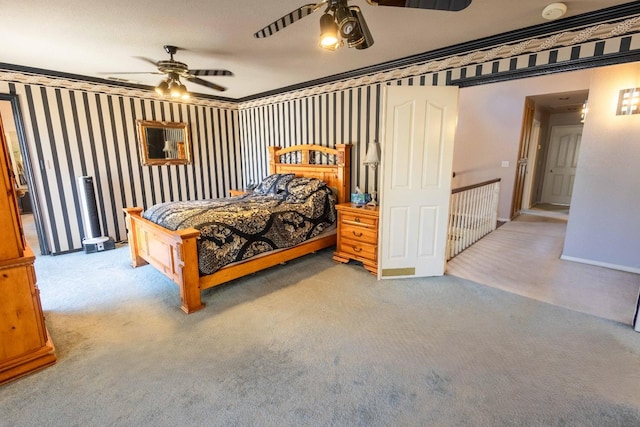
[137,120,192,166]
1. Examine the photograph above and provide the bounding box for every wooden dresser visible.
[0,114,56,385]
[333,203,379,275]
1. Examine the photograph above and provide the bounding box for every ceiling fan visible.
[109,45,233,98]
[254,0,472,51]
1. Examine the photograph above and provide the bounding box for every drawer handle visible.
[352,246,362,253]
[354,217,361,223]
[352,231,363,237]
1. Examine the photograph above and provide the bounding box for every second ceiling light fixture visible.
[254,0,473,52]
[319,3,373,50]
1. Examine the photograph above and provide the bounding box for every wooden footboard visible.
[123,207,203,313]
[124,207,337,313]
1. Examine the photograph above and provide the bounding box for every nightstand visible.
[332,203,379,275]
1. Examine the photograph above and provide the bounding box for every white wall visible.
[562,62,640,272]
[454,70,593,220]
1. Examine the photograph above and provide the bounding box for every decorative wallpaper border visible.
[237,14,640,109]
[0,70,238,110]
[1,13,639,112]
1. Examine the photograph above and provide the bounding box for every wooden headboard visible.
[268,144,351,204]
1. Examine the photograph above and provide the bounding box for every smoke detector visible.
[542,3,567,20]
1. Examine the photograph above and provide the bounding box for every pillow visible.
[283,177,329,202]
[252,173,295,195]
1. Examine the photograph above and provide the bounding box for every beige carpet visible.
[446,215,640,325]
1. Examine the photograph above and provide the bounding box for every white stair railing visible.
[447,178,501,260]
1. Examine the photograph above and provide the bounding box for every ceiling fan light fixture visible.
[348,6,374,50]
[179,83,190,100]
[319,13,340,50]
[155,79,169,96]
[335,5,358,38]
[256,0,471,52]
[169,78,184,98]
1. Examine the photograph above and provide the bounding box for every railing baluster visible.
[462,190,470,251]
[446,178,501,261]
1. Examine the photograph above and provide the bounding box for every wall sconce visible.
[363,140,381,206]
[580,100,588,123]
[616,88,640,115]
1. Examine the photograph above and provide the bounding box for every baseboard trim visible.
[560,255,640,275]
[497,217,511,223]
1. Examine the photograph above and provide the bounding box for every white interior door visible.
[379,85,458,278]
[541,125,582,205]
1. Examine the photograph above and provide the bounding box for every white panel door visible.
[379,85,458,278]
[541,125,582,205]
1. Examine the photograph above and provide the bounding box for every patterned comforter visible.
[142,176,336,275]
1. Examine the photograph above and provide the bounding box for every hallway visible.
[446,215,639,325]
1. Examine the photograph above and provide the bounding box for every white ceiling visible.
[0,1,632,99]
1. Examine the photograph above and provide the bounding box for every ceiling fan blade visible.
[186,76,226,92]
[253,3,323,39]
[189,69,233,77]
[367,0,471,12]
[135,56,160,66]
[98,71,163,75]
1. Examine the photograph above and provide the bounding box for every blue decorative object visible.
[350,193,372,206]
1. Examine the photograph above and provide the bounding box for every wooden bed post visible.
[334,144,351,204]
[268,146,281,175]
[123,207,148,267]
[175,229,204,314]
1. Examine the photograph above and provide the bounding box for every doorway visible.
[0,95,48,254]
[539,124,582,205]
[512,90,588,221]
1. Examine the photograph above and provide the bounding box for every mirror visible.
[137,120,191,166]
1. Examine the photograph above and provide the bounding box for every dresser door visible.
[0,114,25,260]
[0,262,46,360]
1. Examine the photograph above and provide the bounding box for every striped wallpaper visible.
[1,12,638,254]
[239,87,382,194]
[0,82,241,254]
[238,31,640,199]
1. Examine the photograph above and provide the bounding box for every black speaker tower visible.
[77,176,115,253]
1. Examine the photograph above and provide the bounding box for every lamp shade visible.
[363,140,380,166]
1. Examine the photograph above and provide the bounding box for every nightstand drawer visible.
[341,212,377,229]
[341,223,377,244]
[339,237,377,261]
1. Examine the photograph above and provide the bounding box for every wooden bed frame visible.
[123,144,351,313]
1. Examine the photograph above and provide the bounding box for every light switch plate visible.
[501,161,509,168]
